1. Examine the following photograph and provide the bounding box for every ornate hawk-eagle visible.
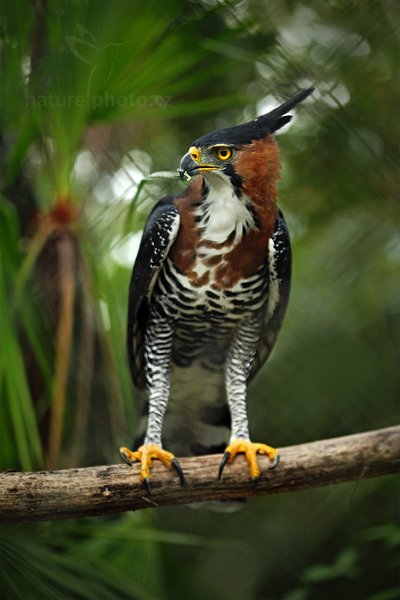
[120,89,314,491]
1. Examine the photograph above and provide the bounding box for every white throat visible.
[199,172,255,244]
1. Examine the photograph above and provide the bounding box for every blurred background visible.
[0,0,399,598]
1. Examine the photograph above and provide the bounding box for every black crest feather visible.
[194,88,314,147]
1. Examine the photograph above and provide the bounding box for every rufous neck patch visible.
[235,137,280,202]
[234,136,280,237]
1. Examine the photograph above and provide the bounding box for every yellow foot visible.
[218,438,279,485]
[120,444,185,493]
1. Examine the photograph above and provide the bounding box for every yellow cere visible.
[189,146,201,162]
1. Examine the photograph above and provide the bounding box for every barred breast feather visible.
[127,178,291,456]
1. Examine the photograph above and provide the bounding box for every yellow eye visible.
[215,147,232,161]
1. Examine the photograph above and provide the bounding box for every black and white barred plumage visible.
[124,88,313,485]
[128,197,291,457]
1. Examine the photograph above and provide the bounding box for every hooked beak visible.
[178,152,218,181]
[178,152,198,181]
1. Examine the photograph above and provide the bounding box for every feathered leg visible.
[219,319,279,484]
[121,310,184,491]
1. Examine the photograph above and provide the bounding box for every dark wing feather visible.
[248,210,291,382]
[127,197,180,389]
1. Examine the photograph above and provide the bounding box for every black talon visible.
[252,476,259,490]
[143,477,152,494]
[172,458,185,487]
[218,451,231,480]
[120,451,133,466]
[270,454,280,469]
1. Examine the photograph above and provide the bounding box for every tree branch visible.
[1,426,398,523]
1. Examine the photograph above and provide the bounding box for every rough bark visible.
[1,426,398,523]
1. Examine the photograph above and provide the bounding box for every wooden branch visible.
[1,426,399,523]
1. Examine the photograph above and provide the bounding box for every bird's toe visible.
[119,444,184,492]
[218,439,279,481]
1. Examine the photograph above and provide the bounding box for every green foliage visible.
[0,198,44,469]
[0,0,398,598]
[1,516,162,600]
[285,523,400,600]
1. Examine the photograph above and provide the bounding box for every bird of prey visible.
[120,88,314,491]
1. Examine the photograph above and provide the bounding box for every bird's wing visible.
[248,210,292,382]
[127,197,180,389]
